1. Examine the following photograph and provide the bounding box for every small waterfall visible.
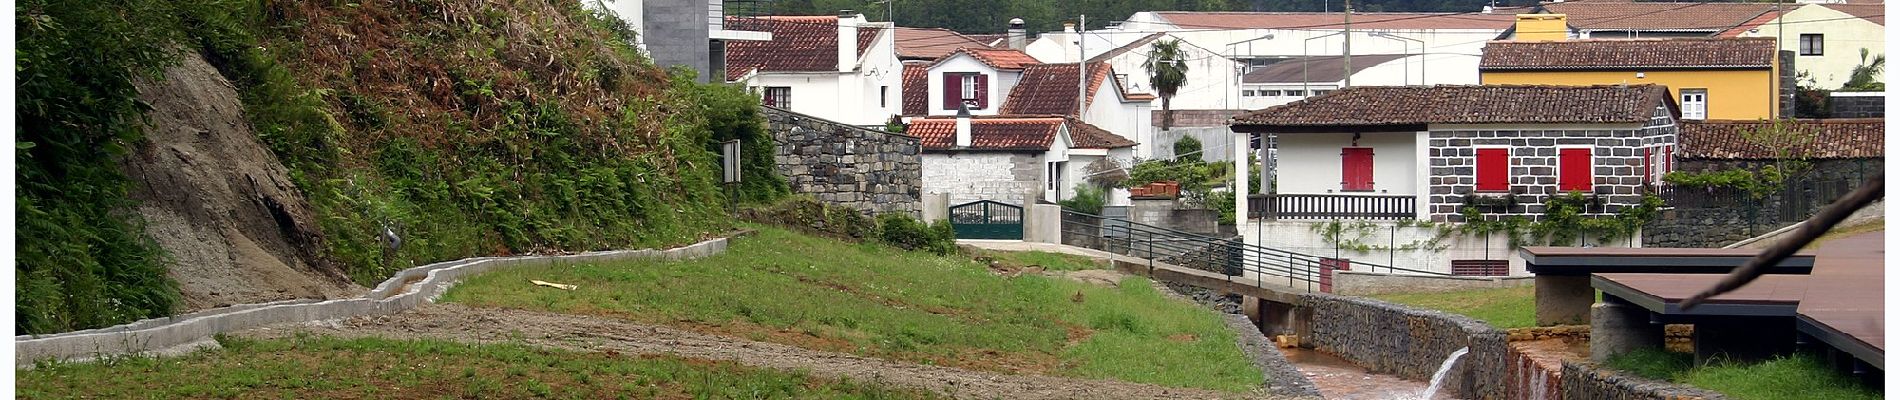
[1420,347,1471,399]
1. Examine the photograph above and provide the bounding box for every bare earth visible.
[237,304,1285,400]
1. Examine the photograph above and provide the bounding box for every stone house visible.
[724,13,903,126]
[907,110,1136,206]
[1228,84,1681,275]
[1645,118,1884,247]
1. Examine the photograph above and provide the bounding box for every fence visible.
[1058,209,1451,293]
[1247,194,1417,221]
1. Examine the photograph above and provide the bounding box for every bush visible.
[1172,136,1202,160]
[876,213,957,255]
[1058,184,1108,215]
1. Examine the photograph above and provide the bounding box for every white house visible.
[1738,3,1885,89]
[999,62,1156,159]
[724,13,904,126]
[1026,32,1248,112]
[908,110,1137,206]
[1237,54,1435,110]
[1229,85,1681,276]
[923,47,1040,117]
[1116,11,1513,87]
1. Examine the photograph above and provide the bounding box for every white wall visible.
[922,152,1041,206]
[1153,126,1239,163]
[1273,131,1420,196]
[925,55,1006,116]
[744,19,902,126]
[1083,79,1154,156]
[1240,220,1525,277]
[1098,35,1247,111]
[1743,4,1886,89]
[1098,24,1498,86]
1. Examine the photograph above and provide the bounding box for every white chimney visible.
[838,10,859,73]
[1062,22,1076,33]
[1008,18,1027,49]
[955,102,973,148]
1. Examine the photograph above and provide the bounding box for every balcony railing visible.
[1248,193,1417,220]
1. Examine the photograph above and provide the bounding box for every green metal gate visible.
[949,200,1024,240]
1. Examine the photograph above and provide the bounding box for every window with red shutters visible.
[1341,147,1374,191]
[1476,148,1509,191]
[1642,147,1652,185]
[1559,148,1593,192]
[974,74,990,109]
[941,73,961,110]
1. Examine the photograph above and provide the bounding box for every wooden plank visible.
[1796,231,1883,366]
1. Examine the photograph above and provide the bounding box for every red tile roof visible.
[1066,117,1138,149]
[1823,4,1885,26]
[723,16,881,81]
[907,116,1064,150]
[1679,119,1885,159]
[1230,84,1674,128]
[902,62,929,116]
[1538,2,1778,32]
[1153,11,1518,30]
[1718,11,1784,37]
[1481,38,1776,70]
[936,47,1040,70]
[1000,62,1115,115]
[893,27,992,60]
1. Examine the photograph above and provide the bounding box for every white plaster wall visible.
[926,55,1005,116]
[1239,220,1523,277]
[1154,126,1239,162]
[1103,26,1496,86]
[746,22,901,126]
[1084,80,1154,155]
[1101,36,1247,111]
[1743,4,1886,89]
[1274,131,1420,195]
[750,73,843,121]
[923,152,1041,206]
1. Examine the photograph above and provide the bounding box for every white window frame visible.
[1679,89,1707,120]
[764,86,791,108]
[960,74,978,102]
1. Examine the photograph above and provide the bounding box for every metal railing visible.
[1059,209,1451,293]
[1248,193,1417,220]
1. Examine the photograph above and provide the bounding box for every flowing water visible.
[1420,347,1471,399]
[1280,348,1460,400]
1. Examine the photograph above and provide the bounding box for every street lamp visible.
[1370,32,1425,85]
[1303,31,1346,98]
[1224,33,1274,108]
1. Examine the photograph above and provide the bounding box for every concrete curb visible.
[15,236,731,368]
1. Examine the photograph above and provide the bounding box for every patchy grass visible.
[441,227,1262,392]
[1604,349,1881,400]
[984,250,1108,271]
[18,335,935,399]
[1369,285,1538,329]
[1803,218,1884,251]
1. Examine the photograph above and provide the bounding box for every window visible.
[1314,89,1332,95]
[880,86,888,108]
[1341,147,1374,191]
[1047,162,1065,190]
[1286,90,1306,97]
[941,73,989,110]
[1476,148,1510,191]
[1680,89,1707,120]
[1242,89,1258,97]
[763,87,791,108]
[961,74,977,100]
[1643,147,1653,185]
[1800,33,1823,56]
[1263,90,1283,96]
[1558,148,1593,192]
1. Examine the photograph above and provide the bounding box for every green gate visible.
[949,200,1024,240]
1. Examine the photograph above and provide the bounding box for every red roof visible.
[724,16,881,81]
[1718,11,1784,37]
[1065,117,1138,149]
[1154,11,1517,30]
[1481,37,1777,70]
[958,48,1040,70]
[1000,63,1115,115]
[908,116,1064,150]
[893,27,992,60]
[1231,84,1674,128]
[1679,119,1885,159]
[1823,4,1885,26]
[1538,2,1778,32]
[901,62,929,116]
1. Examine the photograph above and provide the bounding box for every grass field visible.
[441,227,1263,392]
[980,250,1107,271]
[1606,349,1881,400]
[18,335,935,399]
[1369,285,1538,329]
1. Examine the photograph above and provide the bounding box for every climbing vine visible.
[1309,218,1453,253]
[1449,192,1664,248]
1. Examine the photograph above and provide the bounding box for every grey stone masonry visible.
[1425,113,1677,222]
[765,106,922,216]
[1642,157,1882,248]
[1829,92,1885,118]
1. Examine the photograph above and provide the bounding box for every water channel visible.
[1280,347,1460,400]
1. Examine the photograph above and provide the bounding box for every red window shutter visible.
[1341,147,1374,191]
[975,74,990,109]
[941,73,960,110]
[1642,147,1652,185]
[1476,148,1509,191]
[1559,148,1593,192]
[1664,146,1673,172]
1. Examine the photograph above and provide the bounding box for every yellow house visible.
[1481,15,1780,120]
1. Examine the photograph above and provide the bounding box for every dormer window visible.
[942,72,989,110]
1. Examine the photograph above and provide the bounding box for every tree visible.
[1172,135,1202,160]
[1842,48,1885,92]
[1144,38,1188,131]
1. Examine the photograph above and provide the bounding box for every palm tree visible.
[1842,48,1885,91]
[1144,38,1188,131]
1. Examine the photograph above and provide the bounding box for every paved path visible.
[959,240,1315,296]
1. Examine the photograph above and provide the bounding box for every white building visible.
[997,63,1156,161]
[724,13,904,126]
[908,112,1137,206]
[1026,31,1248,112]
[922,48,1040,117]
[1117,11,1513,87]
[1237,54,1437,109]
[1738,4,1885,89]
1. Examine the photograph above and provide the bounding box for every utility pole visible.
[1078,14,1088,117]
[1343,0,1353,88]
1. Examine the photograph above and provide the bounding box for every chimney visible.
[1062,22,1076,33]
[1514,14,1568,42]
[838,10,859,72]
[1007,18,1027,49]
[955,102,973,148]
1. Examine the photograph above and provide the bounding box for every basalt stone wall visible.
[1829,92,1885,118]
[765,106,922,216]
[1643,158,1881,248]
[1559,361,1726,400]
[1299,293,1511,399]
[1427,108,1678,223]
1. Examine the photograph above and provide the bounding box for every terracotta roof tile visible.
[1151,109,1250,127]
[1823,4,1884,26]
[940,47,1040,70]
[907,117,1064,150]
[1481,38,1776,70]
[1065,117,1138,149]
[1000,62,1114,115]
[1231,84,1673,127]
[1679,119,1885,159]
[724,16,881,81]
[893,27,992,60]
[1539,2,1778,32]
[902,62,929,116]
[1154,11,1517,30]
[1718,11,1784,37]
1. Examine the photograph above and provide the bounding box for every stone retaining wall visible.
[1332,271,1533,296]
[1829,92,1885,118]
[1644,158,1881,248]
[1559,360,1726,400]
[764,106,921,216]
[15,236,733,367]
[1298,293,1511,399]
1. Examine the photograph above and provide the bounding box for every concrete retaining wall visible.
[1298,293,1510,399]
[15,237,732,367]
[1559,360,1726,400]
[1332,271,1533,296]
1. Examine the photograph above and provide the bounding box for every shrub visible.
[1172,135,1202,160]
[1058,184,1108,215]
[876,213,956,255]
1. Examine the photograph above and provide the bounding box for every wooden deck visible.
[1593,273,1808,317]
[1796,231,1884,367]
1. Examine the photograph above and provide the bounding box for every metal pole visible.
[1388,224,1396,272]
[1342,0,1353,88]
[1078,14,1087,117]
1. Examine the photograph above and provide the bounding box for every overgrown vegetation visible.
[1605,350,1881,400]
[442,227,1264,391]
[1453,192,1664,248]
[18,0,778,333]
[744,198,955,255]
[1370,286,1536,329]
[877,213,958,255]
[19,335,936,399]
[1057,183,1108,214]
[1663,119,1815,200]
